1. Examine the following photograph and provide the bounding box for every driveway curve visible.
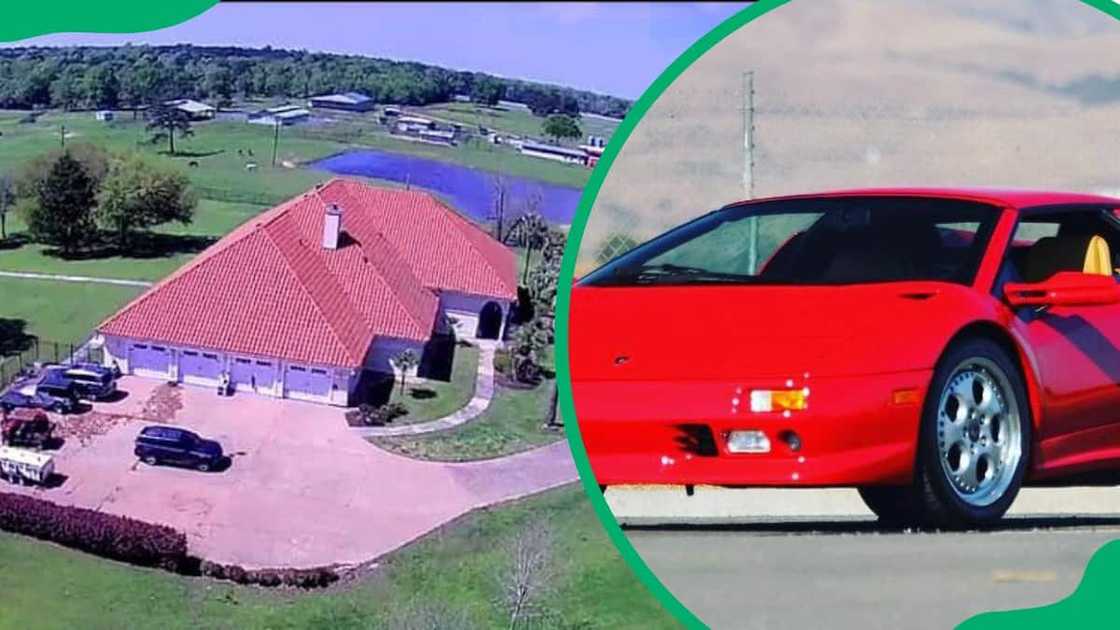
[8,377,577,569]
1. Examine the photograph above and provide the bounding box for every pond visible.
[312,149,583,224]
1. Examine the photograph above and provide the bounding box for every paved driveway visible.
[7,377,576,569]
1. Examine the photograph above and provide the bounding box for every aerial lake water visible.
[312,149,583,224]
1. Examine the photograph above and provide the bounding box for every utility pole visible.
[743,71,759,273]
[60,125,66,149]
[271,120,280,168]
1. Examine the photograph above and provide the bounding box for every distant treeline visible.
[0,44,631,118]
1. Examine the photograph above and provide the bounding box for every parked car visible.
[0,383,78,414]
[134,425,224,472]
[571,188,1120,529]
[1,409,55,449]
[43,364,117,401]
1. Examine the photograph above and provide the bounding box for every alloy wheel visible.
[935,358,1023,507]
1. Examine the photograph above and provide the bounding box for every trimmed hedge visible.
[0,492,339,588]
[0,492,188,571]
[200,560,339,589]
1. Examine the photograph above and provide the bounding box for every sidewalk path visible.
[0,269,152,287]
[355,340,499,437]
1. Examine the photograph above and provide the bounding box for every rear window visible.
[582,196,1000,287]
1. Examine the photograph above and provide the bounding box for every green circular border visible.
[555,0,1120,628]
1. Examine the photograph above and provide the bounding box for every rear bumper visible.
[572,370,932,487]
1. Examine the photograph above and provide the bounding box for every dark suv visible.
[134,425,225,472]
[43,365,117,401]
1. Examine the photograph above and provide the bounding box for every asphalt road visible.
[608,487,1120,629]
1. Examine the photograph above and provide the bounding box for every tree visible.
[390,349,420,396]
[499,520,556,629]
[82,65,120,109]
[26,152,98,255]
[541,114,581,143]
[202,65,234,107]
[489,174,509,243]
[146,103,194,155]
[97,153,197,251]
[119,58,165,108]
[15,143,109,200]
[0,173,12,241]
[526,231,564,319]
[506,208,551,284]
[470,75,505,106]
[508,318,550,384]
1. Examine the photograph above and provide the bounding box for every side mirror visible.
[1004,271,1120,307]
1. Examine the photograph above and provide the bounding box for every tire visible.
[52,402,66,413]
[144,455,159,466]
[914,337,1031,529]
[857,486,921,526]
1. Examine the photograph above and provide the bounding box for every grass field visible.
[0,485,675,630]
[0,277,142,344]
[373,376,561,461]
[0,199,266,281]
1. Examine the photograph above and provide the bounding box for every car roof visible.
[39,370,72,387]
[726,187,1120,211]
[140,425,188,437]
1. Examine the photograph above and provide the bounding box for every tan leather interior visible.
[1021,234,1113,282]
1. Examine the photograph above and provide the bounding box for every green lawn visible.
[0,277,143,344]
[373,377,562,461]
[0,485,676,630]
[0,199,267,281]
[389,344,479,425]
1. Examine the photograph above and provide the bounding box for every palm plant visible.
[507,212,552,283]
[390,349,420,396]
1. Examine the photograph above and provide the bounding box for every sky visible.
[4,2,751,99]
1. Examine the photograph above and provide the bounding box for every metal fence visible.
[0,336,103,391]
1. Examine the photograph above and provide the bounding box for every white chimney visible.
[323,203,342,249]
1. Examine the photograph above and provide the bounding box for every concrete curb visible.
[0,270,153,287]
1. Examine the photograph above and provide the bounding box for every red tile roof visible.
[99,179,516,368]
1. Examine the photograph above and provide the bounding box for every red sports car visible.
[569,188,1120,528]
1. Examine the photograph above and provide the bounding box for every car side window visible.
[1003,209,1120,284]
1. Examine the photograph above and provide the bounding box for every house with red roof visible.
[95,178,517,406]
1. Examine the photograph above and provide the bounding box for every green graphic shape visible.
[2,1,217,42]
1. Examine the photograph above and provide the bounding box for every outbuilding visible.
[97,179,516,406]
[164,99,216,120]
[308,92,375,112]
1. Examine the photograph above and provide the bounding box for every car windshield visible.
[581,196,1001,287]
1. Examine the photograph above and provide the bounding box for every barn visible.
[95,179,517,406]
[307,92,376,112]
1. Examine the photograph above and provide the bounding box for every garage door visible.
[285,365,332,401]
[230,357,277,393]
[180,349,223,386]
[129,343,172,379]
